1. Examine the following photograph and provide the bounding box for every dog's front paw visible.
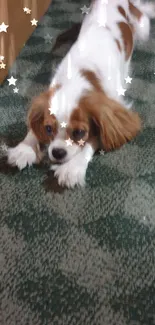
[52,160,87,188]
[8,143,37,170]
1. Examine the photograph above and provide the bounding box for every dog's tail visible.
[129,1,155,41]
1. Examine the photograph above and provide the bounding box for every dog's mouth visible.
[51,161,63,165]
[49,157,67,165]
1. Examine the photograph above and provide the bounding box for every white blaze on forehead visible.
[50,90,67,117]
[50,91,59,115]
[49,72,93,121]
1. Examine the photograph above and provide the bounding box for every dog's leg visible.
[50,142,95,188]
[7,130,43,170]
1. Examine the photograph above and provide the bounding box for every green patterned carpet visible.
[1,1,155,324]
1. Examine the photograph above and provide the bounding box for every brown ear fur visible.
[27,92,49,143]
[81,91,141,151]
[27,87,59,144]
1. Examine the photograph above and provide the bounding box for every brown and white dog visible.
[8,0,155,188]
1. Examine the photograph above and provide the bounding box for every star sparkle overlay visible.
[97,0,107,27]
[7,76,17,86]
[0,143,8,155]
[48,107,53,115]
[80,5,90,15]
[125,76,132,84]
[0,62,6,69]
[117,87,126,96]
[85,154,92,163]
[23,7,31,14]
[52,63,58,76]
[31,19,38,26]
[140,21,144,28]
[65,138,73,146]
[23,7,28,12]
[97,18,106,27]
[78,139,85,146]
[60,122,67,128]
[99,149,105,156]
[44,34,53,44]
[13,87,19,93]
[26,9,31,14]
[0,55,4,61]
[0,22,9,33]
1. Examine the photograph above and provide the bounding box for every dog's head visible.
[28,72,141,164]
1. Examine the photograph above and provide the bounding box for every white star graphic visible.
[0,22,9,33]
[65,138,73,146]
[23,7,29,12]
[78,139,85,146]
[31,19,38,26]
[125,76,132,84]
[117,87,126,96]
[26,9,31,14]
[0,55,4,61]
[97,19,106,27]
[99,149,105,155]
[0,62,6,69]
[44,34,53,44]
[85,154,92,163]
[48,107,53,115]
[0,143,8,153]
[7,76,17,86]
[140,21,144,28]
[80,5,90,15]
[60,122,67,128]
[13,87,19,93]
[52,63,57,74]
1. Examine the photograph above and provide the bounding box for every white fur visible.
[8,0,154,187]
[128,1,155,41]
[50,0,154,120]
[7,130,39,169]
[8,143,37,170]
[50,143,94,188]
[47,0,154,187]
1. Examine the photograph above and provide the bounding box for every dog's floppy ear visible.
[83,91,141,151]
[28,86,60,144]
[27,92,49,143]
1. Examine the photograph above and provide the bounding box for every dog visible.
[8,0,155,188]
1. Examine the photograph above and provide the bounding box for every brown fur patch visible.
[28,85,60,144]
[118,6,127,19]
[68,106,90,143]
[79,90,141,151]
[81,69,103,92]
[68,91,100,150]
[118,22,133,60]
[129,1,142,21]
[73,69,141,151]
[115,39,122,52]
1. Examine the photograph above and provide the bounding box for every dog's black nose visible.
[52,148,67,160]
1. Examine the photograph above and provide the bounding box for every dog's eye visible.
[45,125,52,135]
[72,129,86,141]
